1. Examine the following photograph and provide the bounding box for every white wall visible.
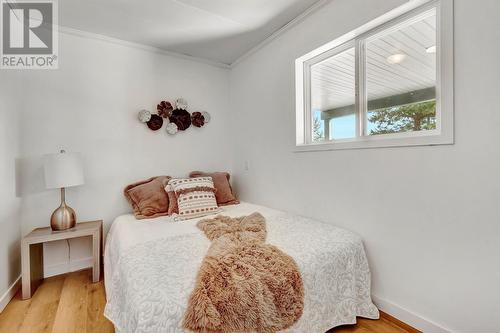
[0,71,22,309]
[230,0,500,332]
[13,31,232,276]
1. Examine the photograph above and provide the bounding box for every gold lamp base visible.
[51,188,76,231]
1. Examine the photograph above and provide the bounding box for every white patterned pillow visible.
[166,177,220,220]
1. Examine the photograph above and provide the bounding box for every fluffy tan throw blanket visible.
[183,213,304,333]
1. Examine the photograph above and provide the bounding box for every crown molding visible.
[58,26,232,70]
[230,0,330,68]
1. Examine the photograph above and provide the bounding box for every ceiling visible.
[311,8,437,112]
[59,0,322,65]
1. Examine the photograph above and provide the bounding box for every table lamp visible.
[44,150,85,231]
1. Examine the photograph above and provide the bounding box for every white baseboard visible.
[372,294,453,333]
[44,257,93,278]
[0,276,21,313]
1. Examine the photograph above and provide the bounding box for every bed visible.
[104,202,379,333]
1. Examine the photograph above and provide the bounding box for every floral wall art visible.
[138,98,211,135]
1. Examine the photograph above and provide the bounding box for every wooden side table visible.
[21,220,102,299]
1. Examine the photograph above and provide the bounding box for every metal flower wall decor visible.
[137,98,211,135]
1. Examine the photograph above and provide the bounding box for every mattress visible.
[104,202,379,333]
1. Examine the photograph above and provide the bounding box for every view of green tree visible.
[313,115,324,141]
[368,100,436,135]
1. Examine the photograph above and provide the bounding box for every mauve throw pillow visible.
[124,176,171,219]
[189,171,239,206]
[165,183,179,215]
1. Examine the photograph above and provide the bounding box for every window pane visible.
[330,114,356,140]
[365,8,437,136]
[310,47,356,142]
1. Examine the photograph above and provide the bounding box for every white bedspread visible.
[104,202,379,333]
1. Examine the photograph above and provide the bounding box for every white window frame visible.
[295,0,454,151]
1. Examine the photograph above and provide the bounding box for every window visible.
[296,0,453,150]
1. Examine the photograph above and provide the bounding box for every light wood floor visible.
[0,269,417,333]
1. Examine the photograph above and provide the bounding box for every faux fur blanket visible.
[183,213,304,333]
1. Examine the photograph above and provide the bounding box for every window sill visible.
[294,131,454,152]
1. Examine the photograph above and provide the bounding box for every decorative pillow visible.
[189,171,239,206]
[124,176,171,219]
[167,177,220,220]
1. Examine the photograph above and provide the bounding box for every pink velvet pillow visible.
[124,176,171,219]
[189,171,239,206]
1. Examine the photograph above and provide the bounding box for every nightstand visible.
[21,220,103,299]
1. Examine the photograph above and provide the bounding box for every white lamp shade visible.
[44,152,85,189]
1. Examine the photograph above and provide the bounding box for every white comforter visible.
[104,202,379,333]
